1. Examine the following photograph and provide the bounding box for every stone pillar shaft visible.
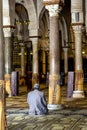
[63,48,68,74]
[46,4,62,110]
[42,51,46,74]
[0,0,7,129]
[21,46,25,77]
[3,28,13,97]
[63,48,68,85]
[49,14,61,104]
[71,0,84,98]
[74,29,82,70]
[50,16,60,74]
[72,26,84,98]
[32,38,39,86]
[0,81,7,130]
[33,43,38,74]
[5,37,12,74]
[26,42,32,71]
[26,47,31,71]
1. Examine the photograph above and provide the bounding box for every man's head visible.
[34,84,40,89]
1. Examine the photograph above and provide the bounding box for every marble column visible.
[3,0,15,97]
[63,48,68,85]
[72,25,84,98]
[32,38,39,87]
[20,44,25,77]
[3,27,14,97]
[46,49,50,72]
[46,4,62,110]
[42,51,46,75]
[0,0,7,129]
[26,41,32,72]
[26,42,32,91]
[71,0,84,98]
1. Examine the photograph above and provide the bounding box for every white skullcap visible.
[34,84,39,89]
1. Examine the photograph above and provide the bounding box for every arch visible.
[38,7,49,76]
[15,3,29,20]
[15,3,29,41]
[16,0,38,36]
[59,16,69,47]
[39,7,49,38]
[61,16,68,46]
[59,20,64,47]
[25,0,38,35]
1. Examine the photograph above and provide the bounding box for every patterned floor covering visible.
[6,84,87,130]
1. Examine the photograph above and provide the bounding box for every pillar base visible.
[47,104,63,110]
[8,93,12,97]
[72,90,85,98]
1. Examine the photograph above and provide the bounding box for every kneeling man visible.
[27,84,48,115]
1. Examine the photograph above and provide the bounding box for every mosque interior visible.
[1,0,87,129]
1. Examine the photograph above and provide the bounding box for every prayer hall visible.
[0,0,87,129]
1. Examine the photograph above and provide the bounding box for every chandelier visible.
[15,19,30,25]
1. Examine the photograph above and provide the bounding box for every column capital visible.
[31,38,38,45]
[43,0,64,6]
[72,25,83,33]
[63,47,68,52]
[3,25,15,37]
[19,42,25,48]
[46,4,62,17]
[25,41,32,48]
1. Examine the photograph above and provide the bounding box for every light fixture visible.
[23,20,30,25]
[30,51,33,55]
[82,51,85,54]
[15,19,30,25]
[18,52,27,55]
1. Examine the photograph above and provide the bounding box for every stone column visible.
[0,0,7,129]
[42,51,46,75]
[72,25,84,98]
[0,82,7,130]
[26,41,32,72]
[63,48,68,84]
[20,43,25,77]
[32,38,39,87]
[25,41,32,92]
[71,0,84,98]
[3,0,15,97]
[3,27,14,97]
[46,4,63,110]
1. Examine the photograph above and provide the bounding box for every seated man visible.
[27,83,48,115]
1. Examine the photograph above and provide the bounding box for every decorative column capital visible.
[19,42,25,48]
[46,4,62,17]
[25,41,32,48]
[3,25,15,37]
[43,0,64,6]
[31,38,38,45]
[72,25,83,33]
[63,47,68,52]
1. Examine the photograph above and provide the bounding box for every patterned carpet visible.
[7,114,87,130]
[7,110,87,130]
[6,84,87,130]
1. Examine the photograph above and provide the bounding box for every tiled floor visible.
[6,84,87,130]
